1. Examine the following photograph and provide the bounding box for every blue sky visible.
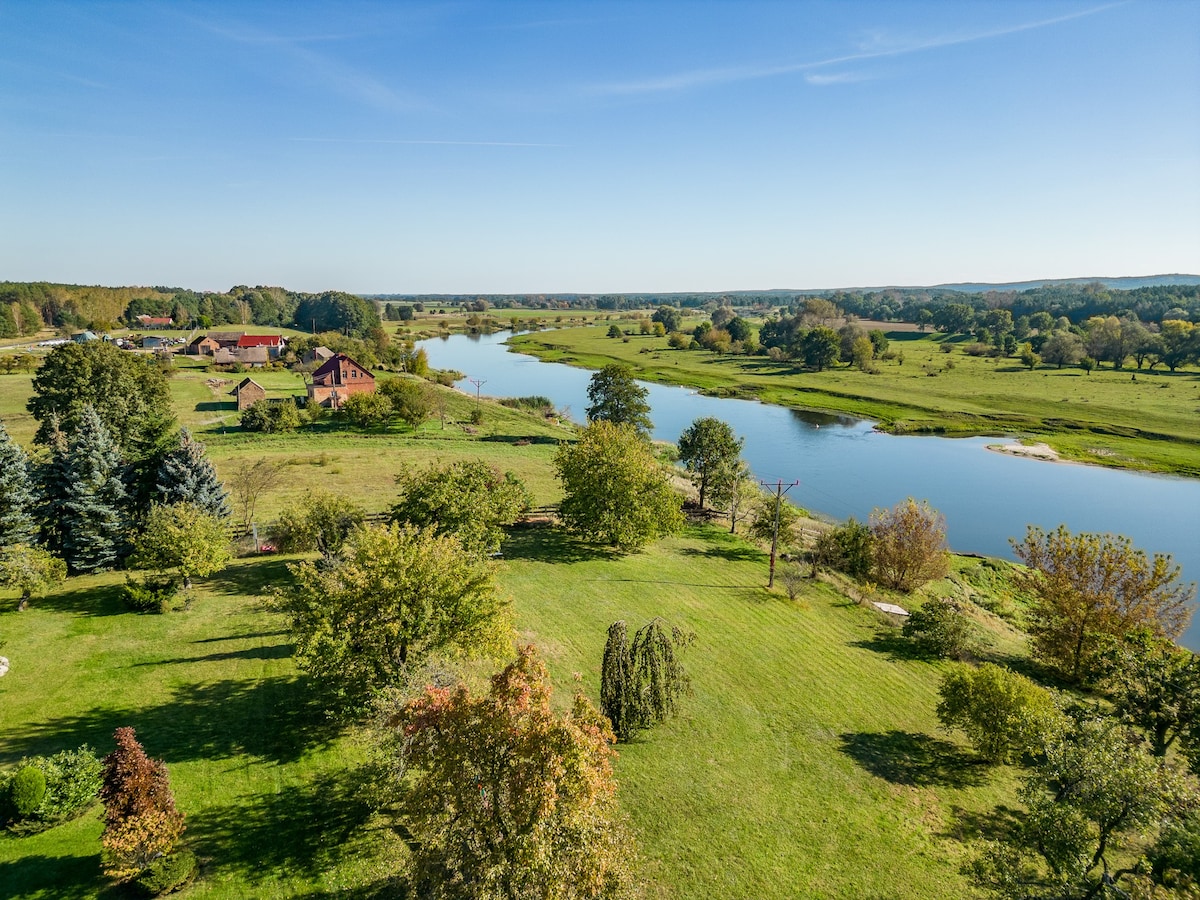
[2,1,1198,294]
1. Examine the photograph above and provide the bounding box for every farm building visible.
[307,353,375,409]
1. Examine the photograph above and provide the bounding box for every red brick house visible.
[307,353,375,409]
[187,335,220,355]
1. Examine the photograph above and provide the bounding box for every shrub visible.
[122,576,180,613]
[812,518,873,579]
[468,407,484,426]
[902,597,977,659]
[936,663,1061,764]
[9,767,46,819]
[6,746,104,833]
[135,849,197,896]
[607,324,623,338]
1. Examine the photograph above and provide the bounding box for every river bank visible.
[506,326,1200,479]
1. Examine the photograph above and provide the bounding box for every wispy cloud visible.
[183,14,424,113]
[586,2,1125,96]
[289,138,567,148]
[804,71,874,87]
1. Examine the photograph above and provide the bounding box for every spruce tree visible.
[0,420,38,547]
[155,428,231,520]
[35,415,72,556]
[60,405,128,574]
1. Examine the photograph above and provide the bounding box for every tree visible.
[27,340,173,453]
[273,490,366,556]
[902,597,977,659]
[340,390,393,427]
[676,417,744,510]
[100,727,185,882]
[240,398,300,433]
[1013,526,1196,683]
[1018,342,1041,370]
[869,498,949,592]
[651,305,683,333]
[0,420,38,547]
[0,544,66,611]
[273,523,510,714]
[1103,631,1200,758]
[585,365,652,437]
[600,618,693,742]
[379,377,432,429]
[974,718,1189,899]
[801,327,840,371]
[1041,331,1084,368]
[154,428,230,520]
[227,457,283,534]
[1156,320,1198,372]
[555,421,683,550]
[606,324,623,338]
[392,459,531,556]
[386,646,636,899]
[129,503,231,590]
[936,663,1062,764]
[811,518,873,580]
[57,405,128,574]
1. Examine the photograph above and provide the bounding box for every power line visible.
[758,479,800,588]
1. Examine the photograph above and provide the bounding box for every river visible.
[419,332,1200,650]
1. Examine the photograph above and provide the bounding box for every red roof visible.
[236,335,283,348]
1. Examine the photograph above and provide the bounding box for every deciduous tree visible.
[677,416,744,510]
[387,646,636,899]
[227,457,282,534]
[1103,630,1200,759]
[0,544,66,611]
[555,421,683,550]
[1013,526,1196,683]
[273,523,510,714]
[392,459,530,556]
[869,498,949,592]
[585,364,652,437]
[129,502,231,590]
[936,663,1061,764]
[273,490,366,556]
[99,727,185,882]
[27,340,172,453]
[600,618,693,742]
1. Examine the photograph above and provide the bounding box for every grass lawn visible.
[510,325,1200,476]
[1,525,1022,899]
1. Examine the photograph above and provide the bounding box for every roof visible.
[237,334,283,348]
[137,315,173,326]
[311,352,374,385]
[207,331,246,342]
[308,346,335,359]
[229,377,265,395]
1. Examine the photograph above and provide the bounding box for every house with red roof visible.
[237,334,285,359]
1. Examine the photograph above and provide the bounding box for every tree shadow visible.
[1,674,336,767]
[838,731,988,788]
[942,803,1024,844]
[296,877,412,899]
[194,400,234,412]
[188,768,376,886]
[0,851,124,900]
[850,631,932,662]
[204,557,297,597]
[480,434,560,445]
[680,543,765,564]
[130,643,294,666]
[13,581,128,617]
[499,528,620,565]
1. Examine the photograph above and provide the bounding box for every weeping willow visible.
[600,617,694,742]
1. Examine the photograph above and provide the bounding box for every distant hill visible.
[929,274,1200,293]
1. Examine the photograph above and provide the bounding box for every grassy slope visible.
[0,528,1019,900]
[0,356,1027,898]
[510,326,1200,476]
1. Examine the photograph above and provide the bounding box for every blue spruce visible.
[60,405,128,573]
[155,428,231,520]
[0,420,38,547]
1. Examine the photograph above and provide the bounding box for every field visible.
[0,354,1041,898]
[510,323,1200,476]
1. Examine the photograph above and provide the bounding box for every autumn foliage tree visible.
[387,646,636,899]
[869,498,950,592]
[99,727,185,881]
[1013,526,1196,683]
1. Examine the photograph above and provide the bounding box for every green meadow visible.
[0,346,1090,898]
[510,324,1200,476]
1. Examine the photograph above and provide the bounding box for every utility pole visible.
[468,377,486,405]
[759,479,800,588]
